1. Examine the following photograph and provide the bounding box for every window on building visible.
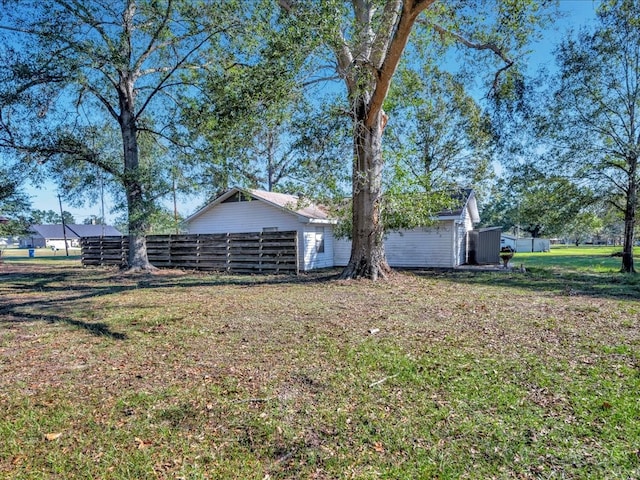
[315,227,325,253]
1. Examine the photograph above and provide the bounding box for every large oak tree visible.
[280,0,553,279]
[0,0,236,270]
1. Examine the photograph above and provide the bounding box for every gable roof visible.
[437,188,480,223]
[374,188,479,223]
[186,187,479,226]
[185,187,336,224]
[28,224,122,239]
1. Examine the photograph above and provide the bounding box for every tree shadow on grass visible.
[4,263,638,302]
[2,266,341,293]
[0,269,136,339]
[0,266,343,340]
[0,308,127,340]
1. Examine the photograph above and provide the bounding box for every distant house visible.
[0,216,9,246]
[20,224,122,249]
[185,187,481,271]
[501,233,550,253]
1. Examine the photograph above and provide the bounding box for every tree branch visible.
[58,0,115,53]
[84,83,120,121]
[137,126,191,149]
[302,75,342,87]
[133,0,173,74]
[370,0,402,69]
[425,22,514,92]
[135,27,225,120]
[366,0,435,128]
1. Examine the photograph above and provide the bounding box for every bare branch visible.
[57,0,115,52]
[416,19,515,95]
[135,26,228,120]
[83,83,120,121]
[302,75,342,87]
[133,0,173,74]
[137,126,191,149]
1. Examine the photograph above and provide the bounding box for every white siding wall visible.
[187,201,302,234]
[186,201,334,271]
[387,223,455,268]
[502,237,550,253]
[187,197,478,271]
[454,207,475,266]
[333,236,351,266]
[333,221,456,268]
[301,225,335,270]
[47,239,75,250]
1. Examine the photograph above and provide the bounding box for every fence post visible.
[259,232,263,273]
[121,236,127,268]
[196,234,200,266]
[226,233,231,273]
[167,234,172,267]
[295,231,299,275]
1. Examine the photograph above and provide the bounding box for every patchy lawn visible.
[1,263,638,479]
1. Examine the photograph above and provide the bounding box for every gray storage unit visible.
[468,227,502,265]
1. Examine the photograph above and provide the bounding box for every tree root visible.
[339,258,392,281]
[120,264,159,275]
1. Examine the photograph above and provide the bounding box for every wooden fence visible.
[80,231,299,274]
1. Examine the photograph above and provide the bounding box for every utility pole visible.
[100,168,106,236]
[58,194,69,256]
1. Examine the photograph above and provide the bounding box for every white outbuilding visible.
[184,188,337,271]
[184,187,481,271]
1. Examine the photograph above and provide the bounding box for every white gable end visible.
[385,223,455,268]
[187,200,302,234]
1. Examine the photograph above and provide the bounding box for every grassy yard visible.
[1,246,82,266]
[512,245,633,274]
[0,250,639,479]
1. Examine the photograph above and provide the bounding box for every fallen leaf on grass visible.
[373,441,385,453]
[135,437,152,449]
[44,432,62,441]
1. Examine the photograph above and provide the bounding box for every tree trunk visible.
[339,105,391,280]
[621,160,636,273]
[120,106,154,271]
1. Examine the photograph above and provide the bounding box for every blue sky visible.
[24,0,599,225]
